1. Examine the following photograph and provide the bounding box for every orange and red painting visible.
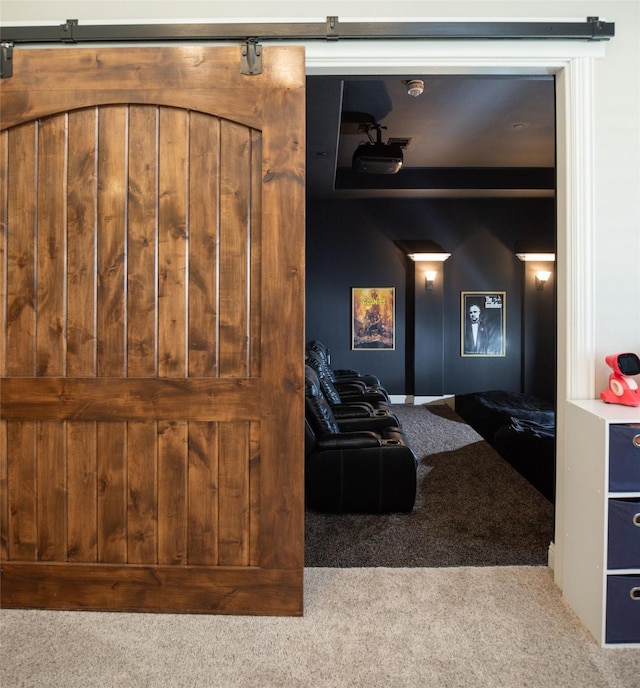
[351,287,395,350]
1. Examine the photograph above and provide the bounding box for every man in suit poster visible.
[461,292,505,356]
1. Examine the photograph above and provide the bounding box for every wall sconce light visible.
[516,253,556,262]
[410,252,451,262]
[424,270,437,291]
[535,270,552,290]
[396,240,451,262]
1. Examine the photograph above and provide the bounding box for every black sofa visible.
[305,349,390,405]
[305,340,382,387]
[455,390,556,502]
[304,365,417,513]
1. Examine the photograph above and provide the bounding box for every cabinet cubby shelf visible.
[564,399,640,648]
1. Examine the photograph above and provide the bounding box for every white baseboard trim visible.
[548,541,555,570]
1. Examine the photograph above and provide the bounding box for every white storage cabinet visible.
[563,399,640,647]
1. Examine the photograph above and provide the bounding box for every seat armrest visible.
[334,380,367,393]
[332,403,376,418]
[334,370,383,387]
[339,390,390,404]
[337,415,400,432]
[333,368,361,377]
[317,432,382,450]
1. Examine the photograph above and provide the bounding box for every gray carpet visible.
[305,404,555,567]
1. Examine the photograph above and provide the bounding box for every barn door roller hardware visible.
[1,42,13,78]
[241,38,262,76]
[0,16,615,77]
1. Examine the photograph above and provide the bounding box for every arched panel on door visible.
[0,46,305,616]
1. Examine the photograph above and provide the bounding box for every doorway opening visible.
[302,38,602,587]
[304,72,557,568]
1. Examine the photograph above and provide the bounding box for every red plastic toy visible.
[600,352,640,407]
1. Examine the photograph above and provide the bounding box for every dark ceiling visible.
[306,74,556,199]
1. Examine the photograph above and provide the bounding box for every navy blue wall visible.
[305,196,556,401]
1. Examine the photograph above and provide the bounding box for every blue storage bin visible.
[606,575,640,643]
[608,499,640,569]
[609,425,640,492]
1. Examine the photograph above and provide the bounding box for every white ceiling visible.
[306,74,556,199]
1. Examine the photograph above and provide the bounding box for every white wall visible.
[4,0,637,391]
[590,3,640,374]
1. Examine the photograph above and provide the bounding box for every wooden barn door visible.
[0,46,305,614]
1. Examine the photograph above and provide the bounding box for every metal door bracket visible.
[61,19,79,43]
[326,17,339,40]
[241,39,262,76]
[1,42,13,78]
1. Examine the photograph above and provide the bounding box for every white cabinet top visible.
[568,399,640,424]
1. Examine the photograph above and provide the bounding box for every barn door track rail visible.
[0,16,615,78]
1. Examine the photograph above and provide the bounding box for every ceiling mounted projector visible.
[352,123,403,175]
[352,142,404,174]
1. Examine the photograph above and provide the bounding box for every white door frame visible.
[5,32,598,590]
[304,38,606,589]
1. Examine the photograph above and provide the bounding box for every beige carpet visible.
[2,566,639,687]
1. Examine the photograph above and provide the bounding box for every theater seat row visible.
[304,341,418,514]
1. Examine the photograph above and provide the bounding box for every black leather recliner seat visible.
[305,361,401,431]
[305,349,401,426]
[304,366,417,514]
[305,349,391,408]
[306,340,383,387]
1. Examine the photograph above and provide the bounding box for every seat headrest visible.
[306,340,329,362]
[305,352,342,405]
[305,365,323,398]
[304,365,339,435]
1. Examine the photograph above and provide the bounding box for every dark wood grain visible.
[97,106,127,377]
[158,421,188,565]
[218,422,250,566]
[36,421,66,561]
[66,422,98,562]
[219,119,250,378]
[127,106,159,378]
[0,377,262,421]
[97,422,127,563]
[188,422,219,566]
[1,562,304,616]
[6,422,37,561]
[158,107,188,379]
[6,123,36,376]
[188,112,219,378]
[1,46,305,615]
[127,422,158,564]
[67,108,98,376]
[36,114,67,377]
[0,131,7,561]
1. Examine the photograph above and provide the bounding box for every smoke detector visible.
[406,79,425,98]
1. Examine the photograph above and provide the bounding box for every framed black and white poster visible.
[461,291,506,357]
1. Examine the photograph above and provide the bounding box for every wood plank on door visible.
[1,45,305,616]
